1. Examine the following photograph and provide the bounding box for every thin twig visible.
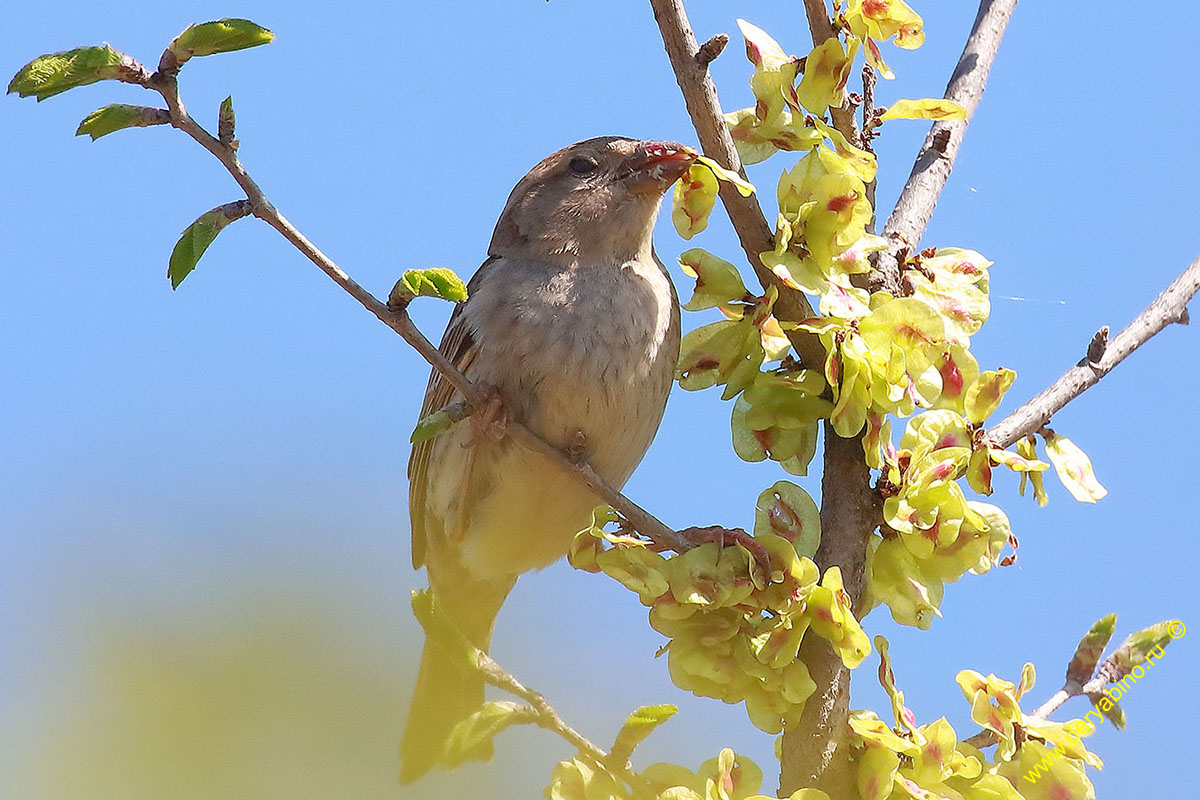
[862,64,878,227]
[474,650,654,796]
[986,255,1200,449]
[647,0,824,369]
[872,0,1019,294]
[417,592,653,796]
[139,63,695,554]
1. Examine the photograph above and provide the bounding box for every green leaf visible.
[410,407,458,444]
[75,104,167,140]
[8,45,128,101]
[1085,691,1126,730]
[1102,619,1183,680]
[394,267,469,305]
[610,704,677,762]
[442,701,531,767]
[168,203,248,289]
[1066,613,1117,686]
[169,19,275,62]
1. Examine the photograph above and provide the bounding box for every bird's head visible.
[488,136,696,263]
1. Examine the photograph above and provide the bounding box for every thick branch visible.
[648,0,824,368]
[143,68,694,554]
[779,427,878,797]
[986,255,1200,448]
[873,0,1018,293]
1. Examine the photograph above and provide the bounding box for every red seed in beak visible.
[625,141,698,194]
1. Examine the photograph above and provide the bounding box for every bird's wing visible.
[407,257,495,569]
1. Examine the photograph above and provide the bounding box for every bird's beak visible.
[623,141,698,195]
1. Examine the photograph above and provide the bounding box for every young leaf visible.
[442,701,531,767]
[8,45,128,101]
[410,407,458,444]
[218,95,236,146]
[395,267,469,304]
[168,202,249,289]
[76,104,168,140]
[610,704,678,762]
[1041,428,1107,502]
[1100,620,1182,680]
[169,19,275,63]
[880,98,967,122]
[1085,691,1126,730]
[1066,613,1118,686]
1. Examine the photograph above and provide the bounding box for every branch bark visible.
[986,255,1200,448]
[801,0,859,141]
[779,428,878,797]
[140,66,696,555]
[648,0,825,369]
[873,0,1019,294]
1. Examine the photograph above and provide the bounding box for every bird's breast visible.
[464,255,680,484]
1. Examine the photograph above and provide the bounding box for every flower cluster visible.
[570,503,868,735]
[848,638,1102,800]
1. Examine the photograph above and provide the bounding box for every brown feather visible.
[406,258,496,569]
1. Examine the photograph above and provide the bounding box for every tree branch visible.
[873,0,1018,294]
[986,255,1200,449]
[800,0,859,142]
[474,650,653,795]
[140,64,696,555]
[418,591,654,796]
[648,0,825,369]
[778,426,878,797]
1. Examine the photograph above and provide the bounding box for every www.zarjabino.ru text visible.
[1022,619,1185,786]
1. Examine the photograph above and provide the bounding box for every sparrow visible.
[401,136,695,781]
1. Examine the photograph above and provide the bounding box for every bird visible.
[401,136,694,781]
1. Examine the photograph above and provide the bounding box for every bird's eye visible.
[568,156,599,176]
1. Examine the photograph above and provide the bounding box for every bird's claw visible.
[565,429,589,464]
[676,525,773,584]
[469,385,510,444]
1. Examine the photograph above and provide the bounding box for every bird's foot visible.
[469,385,510,444]
[564,429,589,465]
[676,525,773,584]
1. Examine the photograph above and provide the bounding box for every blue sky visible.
[2,2,1196,798]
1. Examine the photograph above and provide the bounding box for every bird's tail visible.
[400,575,513,783]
